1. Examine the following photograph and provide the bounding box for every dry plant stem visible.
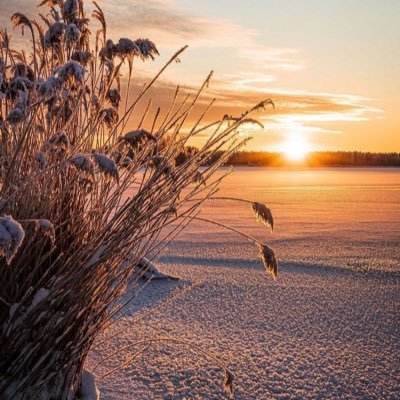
[191,216,262,246]
[93,336,232,382]
[93,281,202,352]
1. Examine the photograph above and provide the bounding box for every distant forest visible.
[175,149,400,167]
[225,151,400,167]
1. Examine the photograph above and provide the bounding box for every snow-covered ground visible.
[88,167,400,399]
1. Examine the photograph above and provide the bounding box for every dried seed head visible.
[99,39,115,61]
[37,76,61,100]
[134,38,159,60]
[114,38,139,58]
[93,153,119,181]
[9,76,33,96]
[224,370,235,397]
[91,94,100,112]
[11,13,32,33]
[49,131,69,149]
[65,23,80,43]
[120,156,132,168]
[71,50,92,66]
[6,108,25,126]
[55,60,85,84]
[34,219,55,243]
[107,88,121,108]
[166,206,178,217]
[69,153,95,175]
[193,170,206,186]
[100,107,118,128]
[16,90,28,110]
[121,129,157,148]
[150,155,174,176]
[258,243,278,279]
[252,202,274,231]
[13,63,34,80]
[44,21,66,47]
[35,151,46,169]
[0,215,25,265]
[63,0,79,23]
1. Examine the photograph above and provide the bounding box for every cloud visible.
[96,0,257,49]
[0,0,382,147]
[96,0,304,74]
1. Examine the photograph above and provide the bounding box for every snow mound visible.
[78,370,100,400]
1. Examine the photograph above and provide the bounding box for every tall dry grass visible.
[0,1,276,398]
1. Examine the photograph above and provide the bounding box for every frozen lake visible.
[89,167,400,399]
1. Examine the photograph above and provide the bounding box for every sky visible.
[1,0,399,153]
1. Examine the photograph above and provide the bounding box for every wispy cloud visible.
[98,0,257,49]
[1,0,384,150]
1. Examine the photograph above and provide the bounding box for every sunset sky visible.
[2,0,399,152]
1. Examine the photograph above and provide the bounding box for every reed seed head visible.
[93,153,119,181]
[258,243,278,279]
[34,219,55,243]
[0,215,25,265]
[224,369,235,397]
[252,202,274,231]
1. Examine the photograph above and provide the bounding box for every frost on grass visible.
[93,153,119,181]
[121,129,157,148]
[37,76,61,100]
[65,23,80,44]
[35,151,46,169]
[69,153,95,175]
[55,60,85,84]
[0,215,25,265]
[6,108,25,126]
[34,219,55,243]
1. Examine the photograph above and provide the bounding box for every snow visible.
[87,167,400,399]
[135,257,178,281]
[87,245,108,268]
[27,288,49,314]
[79,370,100,400]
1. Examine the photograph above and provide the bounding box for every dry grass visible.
[0,1,276,398]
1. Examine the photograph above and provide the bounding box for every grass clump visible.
[0,1,276,398]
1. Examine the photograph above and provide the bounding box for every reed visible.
[0,1,276,398]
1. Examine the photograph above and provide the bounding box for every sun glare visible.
[282,136,309,162]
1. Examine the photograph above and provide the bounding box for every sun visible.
[282,136,309,162]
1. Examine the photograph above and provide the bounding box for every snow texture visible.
[79,370,100,400]
[88,167,400,399]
